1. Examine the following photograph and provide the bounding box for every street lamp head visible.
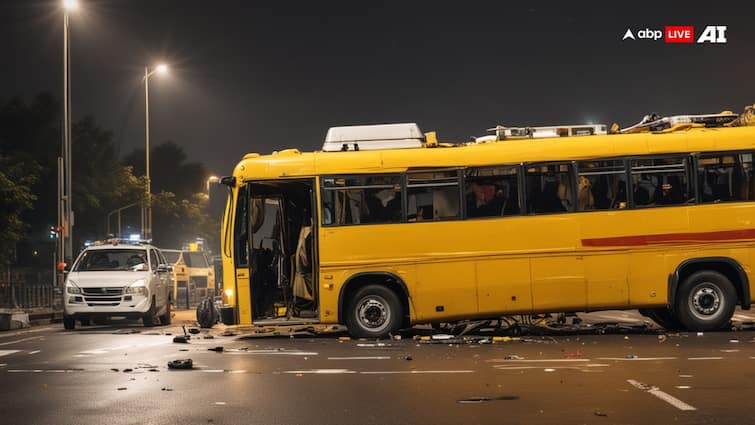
[156,64,168,74]
[63,0,79,11]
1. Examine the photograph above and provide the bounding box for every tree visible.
[123,141,207,198]
[0,156,39,266]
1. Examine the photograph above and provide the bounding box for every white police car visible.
[63,240,173,329]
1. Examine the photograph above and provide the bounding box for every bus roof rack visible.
[322,123,425,152]
[475,124,607,143]
[619,112,739,134]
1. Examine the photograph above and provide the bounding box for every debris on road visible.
[457,396,519,404]
[208,346,224,353]
[110,368,119,372]
[594,410,608,417]
[504,355,524,360]
[173,335,190,343]
[122,368,133,373]
[167,359,193,370]
[117,387,127,391]
[402,355,413,361]
[161,387,173,391]
[658,335,668,343]
[188,328,200,335]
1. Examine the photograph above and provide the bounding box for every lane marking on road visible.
[492,365,584,371]
[597,357,677,361]
[284,369,357,374]
[0,336,44,346]
[226,350,318,356]
[200,369,225,373]
[486,359,590,363]
[28,350,41,355]
[627,379,696,411]
[719,349,739,353]
[226,370,246,374]
[0,350,21,357]
[687,357,723,360]
[0,363,6,367]
[360,370,474,374]
[77,349,108,355]
[327,356,391,360]
[6,369,83,373]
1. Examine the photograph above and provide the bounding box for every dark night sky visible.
[2,0,754,176]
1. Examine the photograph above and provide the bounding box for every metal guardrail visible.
[0,284,62,310]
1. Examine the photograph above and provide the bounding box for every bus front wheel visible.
[675,271,736,331]
[346,285,403,339]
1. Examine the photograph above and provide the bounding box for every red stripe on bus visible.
[581,229,755,247]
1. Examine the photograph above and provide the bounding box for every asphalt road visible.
[1,310,754,425]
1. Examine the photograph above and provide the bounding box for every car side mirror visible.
[132,263,147,271]
[157,264,173,273]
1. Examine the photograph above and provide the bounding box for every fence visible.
[0,268,60,310]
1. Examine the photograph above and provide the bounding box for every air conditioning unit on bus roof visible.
[322,123,425,152]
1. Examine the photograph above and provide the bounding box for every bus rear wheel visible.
[675,271,736,331]
[346,285,403,339]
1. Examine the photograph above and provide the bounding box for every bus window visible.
[698,152,754,203]
[406,170,461,221]
[631,156,692,207]
[525,163,574,214]
[464,166,520,217]
[321,175,402,225]
[576,160,628,210]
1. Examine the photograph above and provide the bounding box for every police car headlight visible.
[124,280,148,296]
[66,281,81,294]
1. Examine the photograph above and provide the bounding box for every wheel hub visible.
[357,298,389,329]
[691,285,721,316]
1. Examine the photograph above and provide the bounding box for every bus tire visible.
[638,308,681,330]
[675,271,736,331]
[346,285,403,339]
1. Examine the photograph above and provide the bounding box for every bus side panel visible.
[584,253,629,309]
[530,255,585,311]
[476,258,532,315]
[628,251,668,307]
[414,261,477,321]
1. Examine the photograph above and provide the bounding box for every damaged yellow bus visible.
[221,106,755,338]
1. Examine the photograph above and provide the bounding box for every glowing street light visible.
[63,0,79,10]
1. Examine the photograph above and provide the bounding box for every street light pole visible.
[143,66,151,240]
[141,64,167,241]
[61,0,78,272]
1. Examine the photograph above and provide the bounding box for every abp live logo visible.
[623,26,727,43]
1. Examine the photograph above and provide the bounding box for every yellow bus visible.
[221,110,755,338]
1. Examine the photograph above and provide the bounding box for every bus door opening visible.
[249,180,317,323]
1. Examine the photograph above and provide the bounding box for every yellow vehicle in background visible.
[162,249,216,309]
[221,106,755,338]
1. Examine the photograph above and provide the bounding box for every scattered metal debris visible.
[594,410,608,417]
[188,328,200,335]
[161,387,173,391]
[117,387,127,391]
[110,368,119,372]
[457,396,519,404]
[173,335,190,343]
[167,359,193,370]
[208,346,224,353]
[122,368,133,373]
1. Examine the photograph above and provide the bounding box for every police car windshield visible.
[73,249,148,272]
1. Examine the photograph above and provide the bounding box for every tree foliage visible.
[0,93,218,265]
[0,156,39,265]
